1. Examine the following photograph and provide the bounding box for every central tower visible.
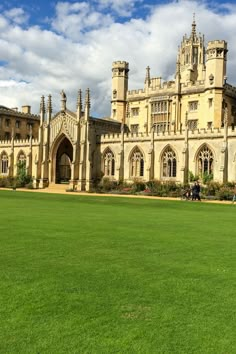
[177,16,205,83]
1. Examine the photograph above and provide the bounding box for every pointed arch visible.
[0,150,9,175]
[102,147,115,177]
[160,145,177,178]
[16,150,26,175]
[17,150,26,163]
[195,143,214,177]
[129,146,145,178]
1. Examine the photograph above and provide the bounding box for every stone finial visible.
[191,13,196,38]
[47,94,52,114]
[85,88,90,109]
[145,66,151,86]
[40,95,45,114]
[76,89,82,111]
[60,90,67,111]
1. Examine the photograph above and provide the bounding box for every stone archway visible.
[55,137,73,184]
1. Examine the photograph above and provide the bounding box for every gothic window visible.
[162,147,177,178]
[193,47,198,64]
[151,101,167,114]
[4,132,10,140]
[1,152,8,175]
[130,148,144,178]
[188,120,198,130]
[103,149,115,177]
[189,101,198,112]
[17,152,26,173]
[15,120,20,128]
[153,123,169,133]
[130,124,139,133]
[131,108,139,117]
[197,145,214,177]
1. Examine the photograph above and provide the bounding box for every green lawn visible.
[0,190,235,353]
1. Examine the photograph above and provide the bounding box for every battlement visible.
[0,139,11,146]
[207,40,227,49]
[224,83,236,97]
[181,80,205,90]
[0,138,39,146]
[127,89,145,97]
[0,107,39,119]
[99,126,236,144]
[112,61,129,69]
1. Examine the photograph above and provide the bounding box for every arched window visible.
[162,147,177,178]
[130,148,144,178]
[197,145,214,177]
[17,152,26,174]
[103,149,115,177]
[1,152,8,175]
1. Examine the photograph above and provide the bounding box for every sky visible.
[1,0,236,117]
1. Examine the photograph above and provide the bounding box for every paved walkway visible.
[0,186,233,205]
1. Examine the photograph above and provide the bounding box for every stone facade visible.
[1,20,236,189]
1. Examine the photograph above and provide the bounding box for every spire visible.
[76,89,82,111]
[191,13,196,38]
[47,94,52,122]
[145,66,151,86]
[40,96,45,115]
[85,88,90,109]
[40,95,45,123]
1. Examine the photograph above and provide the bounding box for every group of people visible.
[182,182,201,201]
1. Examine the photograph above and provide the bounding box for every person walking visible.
[192,181,201,201]
[195,181,201,201]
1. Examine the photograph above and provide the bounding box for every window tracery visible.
[162,147,177,178]
[1,152,8,174]
[103,149,115,177]
[197,145,214,177]
[130,148,144,178]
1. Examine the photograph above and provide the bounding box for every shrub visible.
[146,180,162,194]
[202,172,213,184]
[189,171,199,182]
[99,177,118,192]
[131,179,146,192]
[204,181,221,196]
[216,187,234,201]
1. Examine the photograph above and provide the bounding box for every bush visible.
[202,172,213,184]
[216,187,234,201]
[203,181,221,196]
[189,171,199,182]
[99,177,118,192]
[131,179,146,192]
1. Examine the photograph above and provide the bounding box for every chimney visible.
[22,105,31,114]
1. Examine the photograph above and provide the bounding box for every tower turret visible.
[205,40,227,88]
[111,61,129,123]
[177,16,205,83]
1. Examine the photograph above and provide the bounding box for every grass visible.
[0,190,235,353]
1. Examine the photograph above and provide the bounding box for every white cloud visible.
[96,0,142,17]
[3,7,29,25]
[0,0,236,117]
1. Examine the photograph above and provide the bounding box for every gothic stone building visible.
[1,20,236,190]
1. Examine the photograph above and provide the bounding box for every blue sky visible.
[1,0,236,116]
